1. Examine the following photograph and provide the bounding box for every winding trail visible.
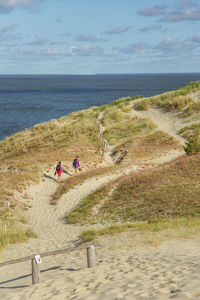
[131,107,186,146]
[3,105,188,260]
[4,164,141,261]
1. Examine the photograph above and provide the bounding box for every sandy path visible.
[132,107,186,146]
[3,163,141,261]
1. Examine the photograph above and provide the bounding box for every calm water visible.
[1,73,200,141]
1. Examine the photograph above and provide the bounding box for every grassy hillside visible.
[0,82,200,249]
[67,154,200,224]
[133,81,200,114]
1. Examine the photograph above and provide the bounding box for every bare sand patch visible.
[1,235,200,300]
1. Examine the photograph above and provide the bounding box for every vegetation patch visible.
[51,165,118,205]
[67,188,108,224]
[182,101,200,117]
[133,81,200,112]
[101,106,132,127]
[114,131,182,163]
[67,154,200,224]
[100,95,142,110]
[103,118,156,145]
[0,213,37,249]
[179,123,200,140]
[80,217,200,242]
[184,137,200,156]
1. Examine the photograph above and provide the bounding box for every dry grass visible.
[114,131,182,164]
[80,217,200,243]
[133,81,200,113]
[182,102,200,117]
[67,154,200,225]
[51,164,120,205]
[103,117,156,145]
[0,212,37,249]
[179,123,200,140]
[101,106,132,127]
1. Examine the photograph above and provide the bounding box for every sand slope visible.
[1,238,200,299]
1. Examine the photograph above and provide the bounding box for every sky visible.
[0,0,200,74]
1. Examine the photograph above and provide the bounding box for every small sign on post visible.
[35,255,42,264]
[32,255,42,284]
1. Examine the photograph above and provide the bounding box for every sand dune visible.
[1,102,200,299]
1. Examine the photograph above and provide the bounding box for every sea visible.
[1,73,200,142]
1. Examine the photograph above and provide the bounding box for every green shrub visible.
[184,137,200,156]
[133,100,149,111]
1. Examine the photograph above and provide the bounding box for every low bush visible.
[184,137,200,156]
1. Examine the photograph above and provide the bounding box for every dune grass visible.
[134,95,193,112]
[67,153,200,225]
[0,212,37,249]
[0,113,102,161]
[179,123,200,140]
[101,106,132,127]
[113,130,182,164]
[182,102,200,117]
[133,81,200,112]
[80,217,200,243]
[103,117,156,145]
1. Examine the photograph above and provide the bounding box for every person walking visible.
[55,161,62,182]
[73,155,80,175]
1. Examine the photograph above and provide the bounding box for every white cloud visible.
[156,36,200,53]
[191,34,200,43]
[26,37,48,46]
[68,45,104,56]
[0,0,46,12]
[116,42,150,55]
[103,26,131,35]
[75,34,105,43]
[44,48,67,56]
[41,45,104,57]
[0,0,31,11]
[0,24,21,43]
[0,24,18,34]
[136,2,200,22]
[137,5,167,17]
[175,0,197,8]
[140,24,161,32]
[69,46,76,56]
[160,7,200,22]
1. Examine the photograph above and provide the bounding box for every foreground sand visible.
[1,236,200,300]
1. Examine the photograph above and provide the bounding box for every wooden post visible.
[31,258,40,284]
[87,245,95,268]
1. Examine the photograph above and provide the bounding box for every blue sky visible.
[0,0,200,74]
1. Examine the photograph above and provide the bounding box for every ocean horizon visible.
[1,73,200,141]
